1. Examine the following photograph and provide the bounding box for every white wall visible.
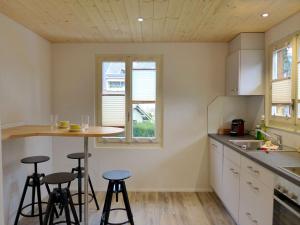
[265,12,300,149]
[52,43,228,192]
[0,13,52,225]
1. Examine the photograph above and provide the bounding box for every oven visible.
[273,174,300,225]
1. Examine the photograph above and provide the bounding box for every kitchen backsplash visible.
[207,95,264,134]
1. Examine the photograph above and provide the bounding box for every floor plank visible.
[20,192,236,225]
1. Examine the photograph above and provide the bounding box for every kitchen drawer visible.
[224,146,241,166]
[240,170,274,225]
[241,156,274,188]
[210,138,223,155]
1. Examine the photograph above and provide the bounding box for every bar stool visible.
[14,156,51,225]
[43,172,79,225]
[100,170,134,225]
[66,152,99,222]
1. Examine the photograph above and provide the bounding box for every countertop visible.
[1,125,124,141]
[208,134,300,186]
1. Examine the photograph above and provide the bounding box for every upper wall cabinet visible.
[226,33,265,96]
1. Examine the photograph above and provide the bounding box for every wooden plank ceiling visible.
[0,0,299,43]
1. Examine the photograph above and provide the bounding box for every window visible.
[267,34,300,129]
[96,56,162,145]
[271,44,292,118]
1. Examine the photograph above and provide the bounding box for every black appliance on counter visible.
[230,119,245,136]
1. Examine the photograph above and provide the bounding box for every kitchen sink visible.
[229,140,265,151]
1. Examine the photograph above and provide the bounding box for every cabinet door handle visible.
[247,181,259,191]
[230,168,239,175]
[246,212,252,219]
[247,166,260,175]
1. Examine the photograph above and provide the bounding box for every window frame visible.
[266,33,300,130]
[95,55,163,147]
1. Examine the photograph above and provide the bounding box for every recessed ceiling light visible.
[261,13,269,18]
[137,17,144,22]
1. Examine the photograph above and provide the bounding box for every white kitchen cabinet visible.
[208,138,274,225]
[239,159,274,225]
[222,157,240,222]
[209,138,223,198]
[239,173,257,225]
[226,50,264,96]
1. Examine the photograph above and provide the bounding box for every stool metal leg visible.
[67,168,75,189]
[120,181,134,225]
[64,202,72,225]
[31,180,36,216]
[14,176,30,225]
[78,159,83,222]
[36,176,44,225]
[44,183,59,219]
[48,205,55,225]
[103,181,114,225]
[89,176,100,210]
[67,189,80,225]
[100,181,112,225]
[43,193,55,225]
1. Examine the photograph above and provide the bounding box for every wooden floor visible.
[20,192,236,225]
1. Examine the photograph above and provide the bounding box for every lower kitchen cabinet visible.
[209,138,274,225]
[222,157,240,222]
[239,158,274,225]
[209,138,223,198]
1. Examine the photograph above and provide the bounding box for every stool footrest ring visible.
[53,221,78,225]
[20,202,48,217]
[101,208,130,225]
[70,192,93,205]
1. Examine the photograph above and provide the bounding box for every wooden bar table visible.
[1,125,124,225]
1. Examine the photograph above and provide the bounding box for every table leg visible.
[84,137,89,225]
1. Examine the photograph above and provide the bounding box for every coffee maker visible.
[230,119,245,136]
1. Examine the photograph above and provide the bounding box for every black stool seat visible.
[44,172,76,185]
[67,152,91,159]
[103,170,132,181]
[21,156,50,164]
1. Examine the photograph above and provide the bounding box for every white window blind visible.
[132,70,156,101]
[272,79,292,104]
[102,95,125,127]
[101,61,126,128]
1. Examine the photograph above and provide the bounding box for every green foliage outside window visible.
[133,121,155,137]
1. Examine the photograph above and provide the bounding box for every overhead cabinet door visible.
[226,50,264,96]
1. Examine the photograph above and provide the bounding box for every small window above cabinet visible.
[226,33,265,96]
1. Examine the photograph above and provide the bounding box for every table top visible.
[1,125,124,141]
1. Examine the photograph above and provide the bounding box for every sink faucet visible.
[257,129,283,150]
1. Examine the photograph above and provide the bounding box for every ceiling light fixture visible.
[261,13,269,18]
[137,17,144,22]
